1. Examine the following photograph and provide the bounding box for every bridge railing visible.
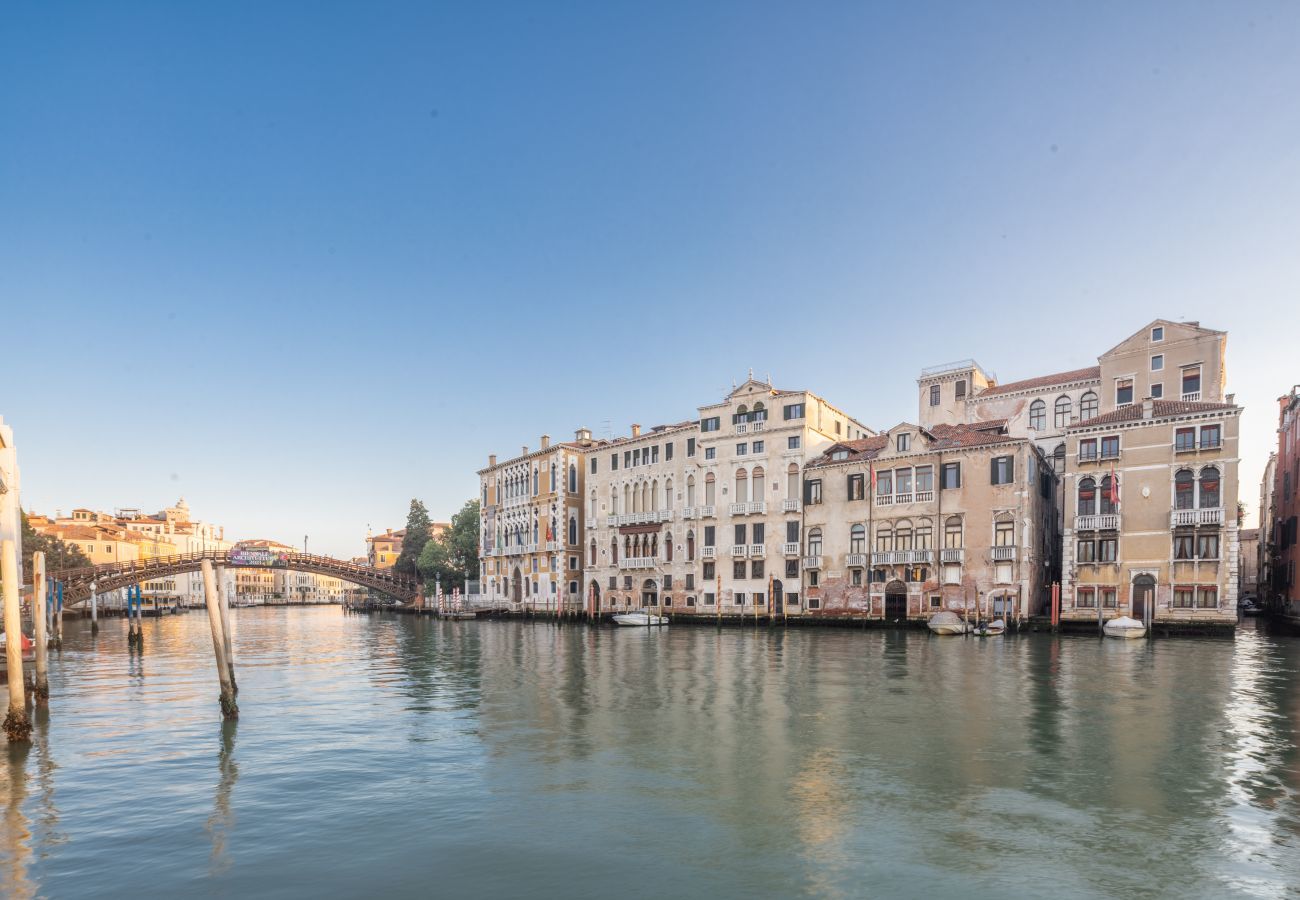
[51,550,419,591]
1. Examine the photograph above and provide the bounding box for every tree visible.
[394,499,432,577]
[21,511,92,577]
[416,499,481,587]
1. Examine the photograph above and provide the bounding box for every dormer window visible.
[897,433,910,452]
[1152,326,1164,342]
[831,450,849,461]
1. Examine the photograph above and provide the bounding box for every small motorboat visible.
[927,611,969,635]
[612,608,668,627]
[972,618,1006,637]
[1103,616,1147,639]
[0,632,36,673]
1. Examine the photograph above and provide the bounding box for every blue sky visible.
[2,2,1298,556]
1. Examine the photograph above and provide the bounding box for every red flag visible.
[870,463,876,490]
[1109,464,1119,506]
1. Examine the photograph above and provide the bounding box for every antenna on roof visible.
[748,367,753,381]
[601,419,613,440]
[766,372,771,386]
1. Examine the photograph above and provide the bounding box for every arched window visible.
[850,524,866,553]
[632,483,642,514]
[752,402,766,422]
[686,475,696,506]
[1175,469,1195,510]
[944,516,963,548]
[568,516,577,545]
[1080,391,1099,422]
[807,528,822,556]
[1029,400,1046,431]
[568,463,577,493]
[916,521,933,550]
[1053,443,1066,473]
[551,463,557,491]
[640,482,650,514]
[624,484,632,515]
[610,485,619,515]
[705,473,716,506]
[650,479,659,512]
[589,539,597,566]
[896,520,913,551]
[590,490,597,520]
[752,466,765,501]
[533,519,539,544]
[735,468,749,503]
[624,535,632,559]
[734,404,749,425]
[876,526,893,552]
[533,468,539,495]
[1054,396,1072,429]
[665,532,674,562]
[994,515,1014,547]
[687,530,696,561]
[665,478,673,510]
[1078,478,1097,516]
[1199,466,1220,509]
[1099,476,1116,514]
[787,463,799,499]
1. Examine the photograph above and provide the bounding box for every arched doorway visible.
[1132,574,1155,623]
[772,579,783,615]
[885,579,908,623]
[642,578,658,608]
[590,581,601,616]
[511,567,522,604]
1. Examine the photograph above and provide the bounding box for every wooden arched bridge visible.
[49,549,421,605]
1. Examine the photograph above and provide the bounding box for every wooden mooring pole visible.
[2,539,31,742]
[90,581,99,634]
[32,552,48,702]
[55,580,64,648]
[216,566,236,694]
[201,560,238,719]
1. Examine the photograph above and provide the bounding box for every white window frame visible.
[1151,354,1164,371]
[1152,325,1164,342]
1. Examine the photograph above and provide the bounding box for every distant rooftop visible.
[918,359,996,382]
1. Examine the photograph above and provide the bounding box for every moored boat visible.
[972,618,1006,636]
[0,632,36,673]
[1103,615,1146,639]
[927,611,969,635]
[612,609,668,627]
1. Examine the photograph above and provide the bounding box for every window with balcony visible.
[1029,399,1046,430]
[944,516,962,548]
[703,525,715,547]
[1116,378,1134,406]
[994,517,1014,547]
[786,521,799,543]
[1078,478,1097,516]
[850,524,866,553]
[916,523,932,550]
[1175,427,1195,452]
[876,527,893,552]
[915,466,934,495]
[1175,469,1195,510]
[734,523,746,545]
[991,456,1014,485]
[848,473,865,501]
[1200,424,1221,449]
[1054,396,1072,428]
[930,385,941,406]
[1200,467,1220,508]
[1099,475,1117,514]
[941,462,961,489]
[1100,436,1119,459]
[1181,366,1202,400]
[896,468,913,499]
[807,528,822,556]
[877,470,892,498]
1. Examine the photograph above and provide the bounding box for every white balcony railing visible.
[728,501,767,515]
[1171,507,1223,527]
[803,555,822,569]
[894,493,913,505]
[875,495,894,506]
[623,556,660,570]
[682,506,698,519]
[735,423,749,434]
[701,546,717,559]
[781,499,800,513]
[991,546,1017,561]
[748,544,766,558]
[940,548,964,563]
[699,505,716,517]
[748,501,767,515]
[872,549,934,565]
[781,542,800,556]
[914,490,934,503]
[731,545,748,557]
[845,553,869,567]
[729,502,748,515]
[752,421,765,432]
[1075,514,1120,531]
[1182,391,1201,402]
[545,541,561,552]
[606,515,619,526]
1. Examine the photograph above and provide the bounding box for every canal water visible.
[2,609,1299,898]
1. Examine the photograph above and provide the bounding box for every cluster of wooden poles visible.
[0,543,240,743]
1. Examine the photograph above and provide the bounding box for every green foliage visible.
[21,511,92,576]
[417,499,480,587]
[394,499,432,577]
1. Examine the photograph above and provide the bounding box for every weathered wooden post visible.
[215,565,236,694]
[90,580,99,634]
[31,553,48,702]
[2,539,31,742]
[54,580,64,648]
[201,560,237,719]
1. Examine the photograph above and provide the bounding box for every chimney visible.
[1142,397,1154,420]
[540,434,551,450]
[522,445,528,456]
[631,423,641,438]
[489,454,497,467]
[1225,393,1234,405]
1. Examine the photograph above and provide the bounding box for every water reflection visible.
[0,744,34,900]
[206,721,238,876]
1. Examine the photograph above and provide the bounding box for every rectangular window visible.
[1078,438,1097,461]
[1101,588,1117,608]
[633,449,640,466]
[1116,378,1134,406]
[733,560,747,579]
[1175,428,1195,452]
[990,456,1014,485]
[665,442,674,461]
[1076,587,1096,608]
[1200,424,1221,449]
[624,575,632,589]
[788,436,800,450]
[805,479,823,505]
[686,438,696,457]
[703,561,715,579]
[611,454,619,471]
[1152,325,1164,342]
[1077,539,1096,562]
[735,592,747,606]
[1100,436,1119,459]
[752,560,764,579]
[1197,585,1217,608]
[848,474,865,500]
[651,445,660,463]
[897,433,910,451]
[1182,366,1202,398]
[929,385,940,406]
[787,592,799,607]
[786,521,799,543]
[941,462,961,489]
[663,574,673,589]
[590,458,598,474]
[915,466,934,493]
[1197,533,1219,559]
[686,574,695,590]
[877,471,892,496]
[808,570,819,587]
[835,421,842,435]
[851,568,863,586]
[783,403,805,420]
[1098,538,1117,562]
[1173,586,1194,608]
[624,451,631,468]
[734,524,747,545]
[703,526,715,547]
[1151,383,1163,398]
[1151,354,1164,371]
[701,417,720,432]
[753,523,765,543]
[752,440,764,454]
[736,443,748,456]
[705,447,716,460]
[1174,533,1194,560]
[785,559,798,578]
[955,380,967,399]
[704,592,715,606]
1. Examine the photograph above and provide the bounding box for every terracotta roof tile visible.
[978,366,1101,397]
[1069,399,1237,427]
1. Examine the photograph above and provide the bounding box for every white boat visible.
[1103,616,1147,639]
[973,618,1006,636]
[927,611,970,635]
[612,609,668,627]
